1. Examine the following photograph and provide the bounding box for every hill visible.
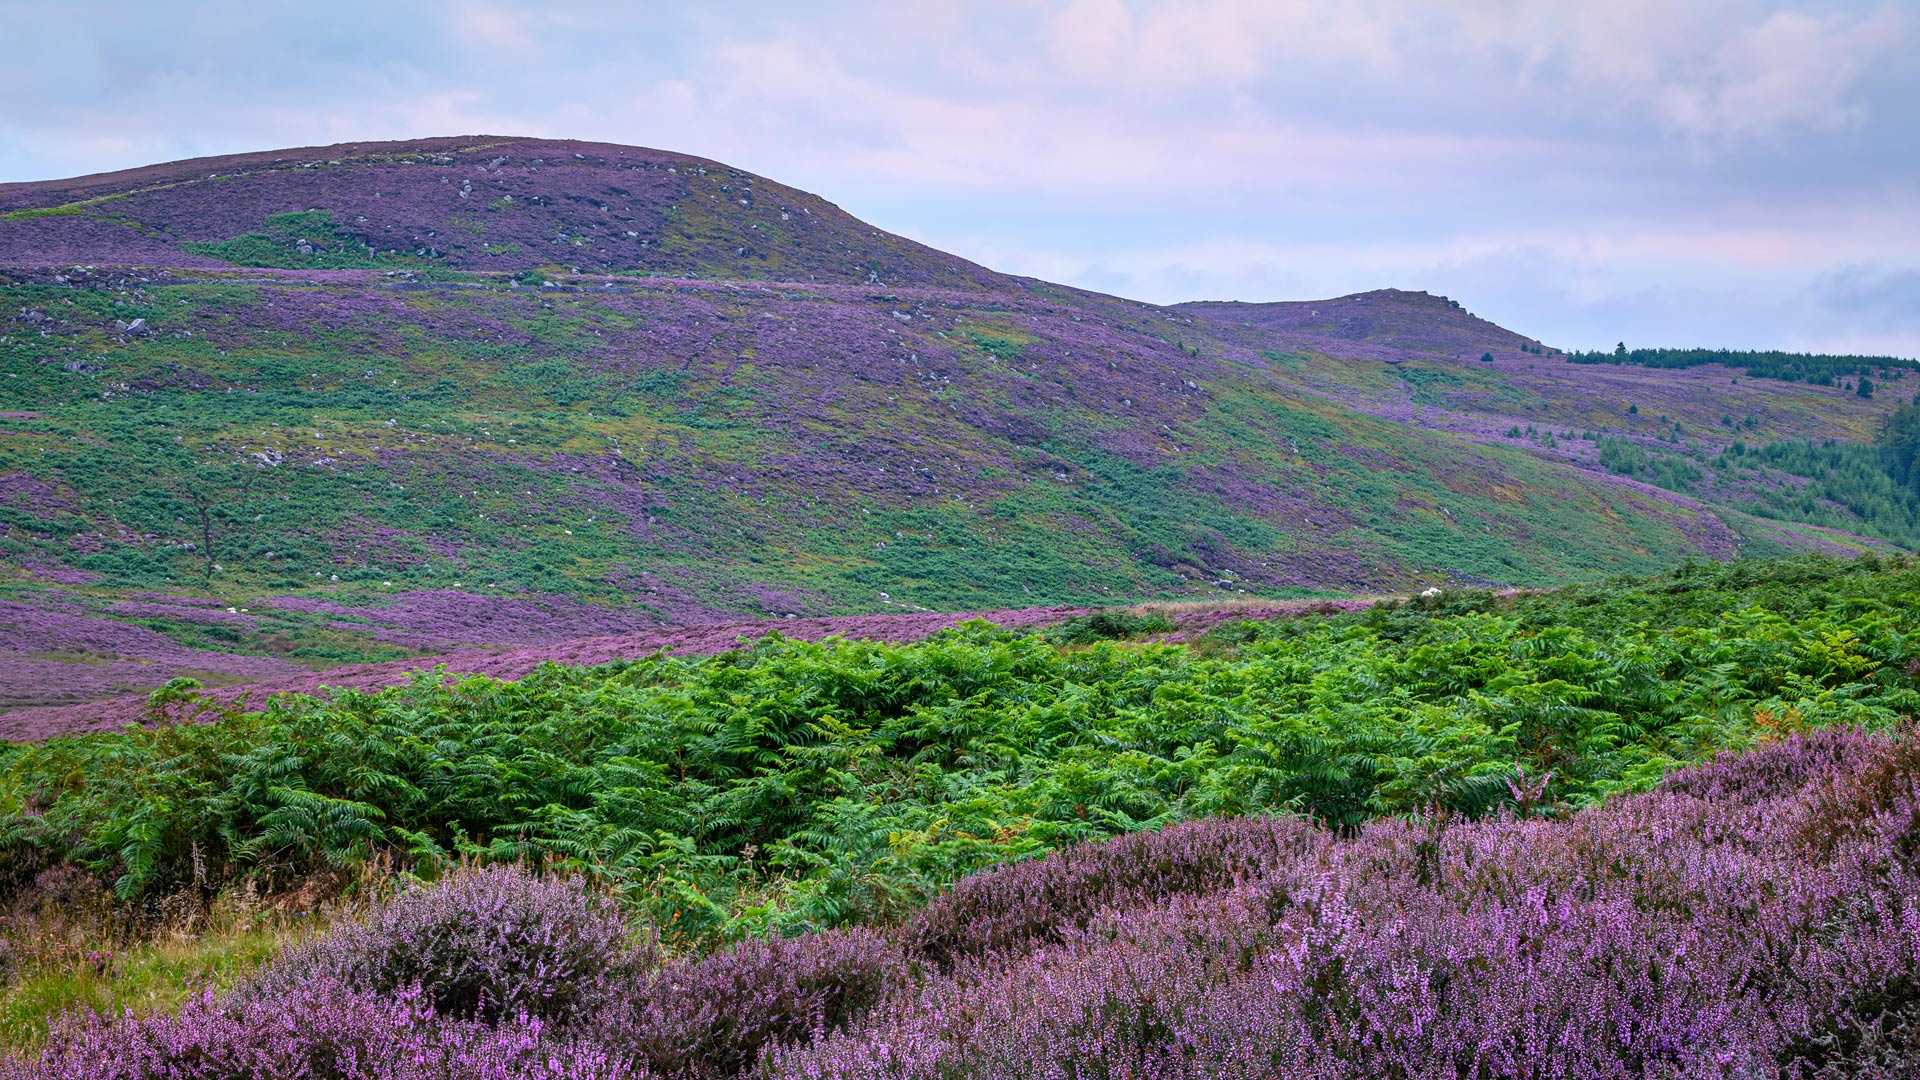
[0,136,1914,714]
[0,136,1000,289]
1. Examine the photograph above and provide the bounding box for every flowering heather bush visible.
[903,813,1325,967]
[602,928,908,1078]
[265,590,663,649]
[0,600,298,712]
[765,727,1920,1079]
[3,978,634,1080]
[250,866,644,1025]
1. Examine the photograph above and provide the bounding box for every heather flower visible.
[3,979,638,1080]
[249,865,648,1026]
[770,728,1920,1079]
[595,927,908,1078]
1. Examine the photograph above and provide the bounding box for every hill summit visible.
[0,136,1000,289]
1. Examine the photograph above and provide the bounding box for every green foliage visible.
[181,211,431,269]
[1599,432,1920,549]
[0,918,289,1050]
[1743,439,1920,546]
[5,556,1917,949]
[1394,367,1464,405]
[1880,399,1920,496]
[1595,438,1703,493]
[2,204,88,221]
[1568,346,1917,385]
[965,331,1024,363]
[1046,610,1176,644]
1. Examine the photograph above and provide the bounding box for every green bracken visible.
[4,555,1915,951]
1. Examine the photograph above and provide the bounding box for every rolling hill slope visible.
[0,135,1912,713]
[0,136,1001,289]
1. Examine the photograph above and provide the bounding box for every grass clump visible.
[0,867,320,1052]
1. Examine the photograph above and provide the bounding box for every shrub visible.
[249,865,646,1026]
[771,729,1920,1079]
[600,927,908,1078]
[904,815,1323,967]
[4,978,631,1080]
[1046,610,1175,644]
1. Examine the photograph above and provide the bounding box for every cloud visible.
[0,0,1914,356]
[1026,1,1911,142]
[455,7,536,51]
[1041,0,1397,91]
[1653,7,1907,138]
[1819,266,1920,335]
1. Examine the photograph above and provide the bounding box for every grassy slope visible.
[0,277,1715,618]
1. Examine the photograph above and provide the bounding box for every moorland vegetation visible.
[4,136,1920,1079]
[1,556,1917,1076]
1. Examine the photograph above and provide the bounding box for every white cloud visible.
[1652,7,1906,138]
[455,7,536,51]
[1025,0,1909,141]
[1041,0,1399,90]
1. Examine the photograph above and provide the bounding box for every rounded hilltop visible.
[0,135,1003,289]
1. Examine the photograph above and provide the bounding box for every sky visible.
[2,0,1916,356]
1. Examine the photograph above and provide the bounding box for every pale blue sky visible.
[3,1,1915,355]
